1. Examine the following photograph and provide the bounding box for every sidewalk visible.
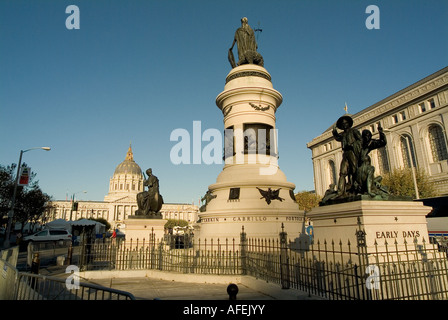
[46,268,325,300]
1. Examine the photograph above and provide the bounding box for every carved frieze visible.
[225,70,271,84]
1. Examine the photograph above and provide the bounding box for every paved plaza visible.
[35,264,323,301]
[84,276,313,300]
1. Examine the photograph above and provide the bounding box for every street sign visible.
[18,166,31,186]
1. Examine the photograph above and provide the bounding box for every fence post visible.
[240,226,247,275]
[158,240,163,271]
[280,223,290,289]
[355,217,368,300]
[30,253,40,290]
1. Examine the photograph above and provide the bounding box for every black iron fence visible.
[29,226,448,300]
[82,236,242,275]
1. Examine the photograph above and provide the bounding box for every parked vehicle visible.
[23,229,72,242]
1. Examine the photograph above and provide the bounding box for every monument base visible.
[123,216,167,242]
[307,200,432,261]
[196,209,305,244]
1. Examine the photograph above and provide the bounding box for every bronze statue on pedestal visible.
[321,115,391,205]
[135,168,164,218]
[228,17,264,68]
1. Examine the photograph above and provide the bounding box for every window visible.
[50,230,68,235]
[328,160,337,186]
[419,102,426,113]
[392,114,399,124]
[400,135,417,168]
[428,124,448,162]
[428,98,436,109]
[243,123,274,155]
[224,126,234,160]
[370,125,376,133]
[377,147,390,174]
[400,111,406,121]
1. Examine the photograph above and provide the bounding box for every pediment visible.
[108,195,138,204]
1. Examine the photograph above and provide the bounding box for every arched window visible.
[328,160,337,186]
[400,135,417,168]
[428,124,448,162]
[377,147,390,174]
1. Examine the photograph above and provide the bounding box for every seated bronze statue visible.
[135,168,164,217]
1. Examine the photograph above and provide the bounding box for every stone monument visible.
[195,18,304,242]
[124,168,167,241]
[307,114,432,258]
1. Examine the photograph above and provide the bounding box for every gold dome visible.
[113,144,143,176]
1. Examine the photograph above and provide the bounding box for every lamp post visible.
[69,190,87,221]
[4,147,51,248]
[384,130,419,199]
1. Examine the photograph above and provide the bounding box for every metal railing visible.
[82,236,242,275]
[242,230,448,300]
[21,226,448,300]
[0,259,19,300]
[76,227,448,300]
[14,272,135,300]
[0,244,135,300]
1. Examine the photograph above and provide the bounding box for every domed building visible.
[103,144,144,222]
[104,144,144,202]
[46,145,199,232]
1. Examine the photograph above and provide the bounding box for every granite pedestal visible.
[124,216,167,242]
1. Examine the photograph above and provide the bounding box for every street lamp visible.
[69,190,87,220]
[384,130,419,199]
[4,147,51,248]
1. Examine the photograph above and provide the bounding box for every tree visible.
[17,188,52,233]
[381,167,437,199]
[88,217,111,232]
[0,163,52,234]
[164,219,189,230]
[295,191,321,212]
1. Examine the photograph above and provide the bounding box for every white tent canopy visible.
[45,219,106,234]
[45,219,71,230]
[70,219,106,234]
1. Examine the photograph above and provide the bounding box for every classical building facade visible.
[46,145,199,230]
[307,66,448,197]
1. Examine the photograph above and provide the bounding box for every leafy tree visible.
[164,219,189,230]
[295,191,321,212]
[381,167,437,199]
[17,188,52,233]
[0,163,52,234]
[88,217,111,231]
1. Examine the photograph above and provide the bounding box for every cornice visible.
[307,68,448,149]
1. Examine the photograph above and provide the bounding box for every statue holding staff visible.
[228,17,264,68]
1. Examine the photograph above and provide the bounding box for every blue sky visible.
[1,0,447,205]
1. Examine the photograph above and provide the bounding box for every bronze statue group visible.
[322,114,389,204]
